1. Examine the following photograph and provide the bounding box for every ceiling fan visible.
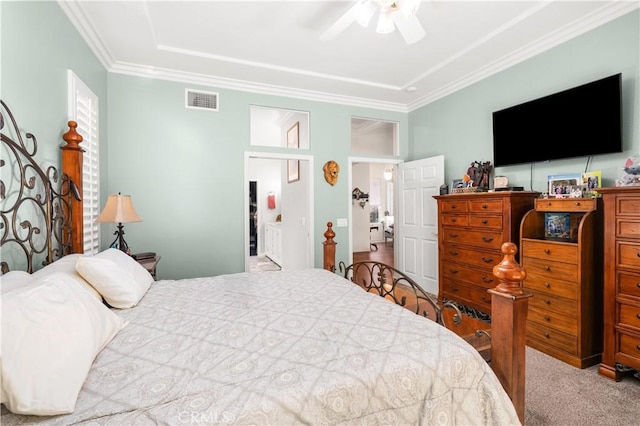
[320,0,425,45]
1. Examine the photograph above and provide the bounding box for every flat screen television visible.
[492,73,622,168]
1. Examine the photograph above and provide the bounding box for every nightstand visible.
[136,256,161,279]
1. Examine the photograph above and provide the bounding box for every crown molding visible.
[60,1,638,114]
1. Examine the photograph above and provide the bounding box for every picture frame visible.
[582,170,602,193]
[544,213,577,242]
[547,173,582,198]
[287,122,300,183]
[451,179,464,190]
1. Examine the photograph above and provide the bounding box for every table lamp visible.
[96,193,142,254]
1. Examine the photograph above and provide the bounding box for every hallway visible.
[353,241,394,267]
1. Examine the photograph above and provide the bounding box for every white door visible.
[397,155,444,295]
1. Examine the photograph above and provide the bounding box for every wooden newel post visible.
[488,242,531,424]
[323,222,336,272]
[60,121,84,254]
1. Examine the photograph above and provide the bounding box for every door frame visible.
[347,156,403,266]
[244,151,314,272]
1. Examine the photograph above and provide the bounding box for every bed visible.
[1,100,527,425]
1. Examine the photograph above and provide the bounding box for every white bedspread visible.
[1,268,520,425]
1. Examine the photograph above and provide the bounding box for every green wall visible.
[409,10,639,192]
[107,75,407,278]
[0,1,108,173]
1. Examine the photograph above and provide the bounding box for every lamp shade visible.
[96,194,142,223]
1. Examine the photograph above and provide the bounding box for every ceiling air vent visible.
[185,89,219,111]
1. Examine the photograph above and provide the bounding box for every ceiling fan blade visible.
[319,2,361,41]
[392,12,425,45]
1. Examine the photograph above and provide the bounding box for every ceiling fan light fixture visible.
[376,9,395,34]
[399,0,421,18]
[355,0,378,27]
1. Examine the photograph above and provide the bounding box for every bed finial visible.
[323,222,336,272]
[62,121,83,149]
[492,242,527,295]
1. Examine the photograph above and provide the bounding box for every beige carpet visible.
[525,346,640,425]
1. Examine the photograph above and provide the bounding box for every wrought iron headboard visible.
[0,100,81,274]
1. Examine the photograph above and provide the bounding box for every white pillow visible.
[1,271,33,294]
[31,254,102,302]
[75,248,153,309]
[0,272,126,415]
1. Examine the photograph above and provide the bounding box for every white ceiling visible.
[59,0,638,112]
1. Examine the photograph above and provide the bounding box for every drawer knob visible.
[449,233,458,238]
[450,268,459,274]
[637,252,640,258]
[450,286,459,292]
[481,275,494,283]
[451,205,457,209]
[637,345,640,351]
[544,315,551,322]
[481,219,488,224]
[451,218,457,223]
[636,313,640,319]
[544,299,551,305]
[482,236,494,243]
[574,202,581,206]
[544,266,551,272]
[544,249,551,254]
[481,256,494,263]
[482,295,489,302]
[544,332,550,338]
[449,250,459,256]
[481,204,488,209]
[637,283,640,288]
[544,282,551,288]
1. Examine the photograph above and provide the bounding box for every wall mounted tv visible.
[492,73,622,168]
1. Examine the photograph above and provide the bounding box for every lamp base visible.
[109,223,131,255]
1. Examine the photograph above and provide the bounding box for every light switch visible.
[336,218,348,227]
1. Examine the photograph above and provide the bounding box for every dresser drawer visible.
[618,332,640,366]
[440,200,468,213]
[619,271,640,299]
[468,215,502,229]
[441,228,503,249]
[529,289,578,317]
[527,321,577,354]
[441,214,468,227]
[441,278,492,311]
[468,199,502,213]
[535,198,597,212]
[521,239,578,264]
[524,271,578,300]
[618,241,640,271]
[529,304,578,335]
[441,262,496,289]
[522,256,579,283]
[442,244,500,269]
[619,303,640,331]
[617,219,640,239]
[617,196,640,216]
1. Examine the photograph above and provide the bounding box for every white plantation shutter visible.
[68,71,100,255]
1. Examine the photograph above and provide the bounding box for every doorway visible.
[249,181,257,256]
[244,152,314,272]
[349,159,400,267]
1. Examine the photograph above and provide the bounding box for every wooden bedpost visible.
[488,242,531,424]
[323,222,336,272]
[61,121,84,254]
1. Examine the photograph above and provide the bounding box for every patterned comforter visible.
[2,268,520,425]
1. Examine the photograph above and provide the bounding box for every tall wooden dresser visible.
[520,197,603,368]
[597,187,640,380]
[434,191,538,316]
